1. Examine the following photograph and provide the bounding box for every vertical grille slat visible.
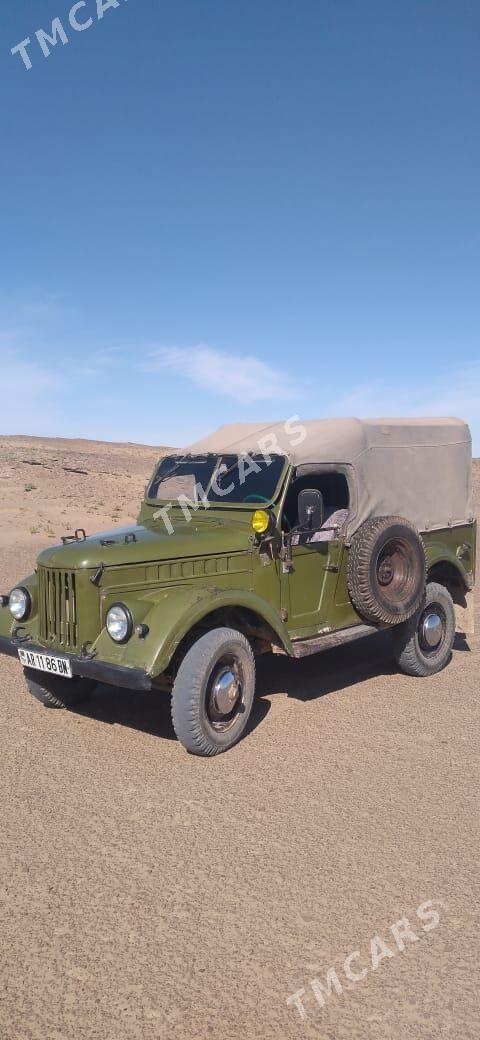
[56,572,61,642]
[39,567,46,642]
[49,570,54,634]
[65,572,70,646]
[38,567,79,651]
[61,571,66,645]
[43,568,49,640]
[51,571,57,637]
[44,568,49,642]
[71,572,77,646]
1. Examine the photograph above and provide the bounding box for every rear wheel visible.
[171,627,256,756]
[23,669,95,709]
[391,581,456,677]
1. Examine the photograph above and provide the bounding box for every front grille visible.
[38,568,78,650]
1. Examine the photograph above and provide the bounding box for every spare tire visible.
[347,516,426,626]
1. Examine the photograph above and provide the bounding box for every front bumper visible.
[0,634,152,691]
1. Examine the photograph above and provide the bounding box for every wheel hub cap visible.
[421,611,443,649]
[212,668,240,716]
[378,557,394,585]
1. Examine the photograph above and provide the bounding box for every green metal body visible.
[0,463,476,686]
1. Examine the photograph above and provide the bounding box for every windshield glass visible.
[147,454,285,505]
[148,456,217,503]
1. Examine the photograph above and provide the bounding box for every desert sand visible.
[0,435,478,1040]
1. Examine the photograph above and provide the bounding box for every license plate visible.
[18,648,73,678]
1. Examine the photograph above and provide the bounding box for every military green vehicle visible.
[0,418,476,756]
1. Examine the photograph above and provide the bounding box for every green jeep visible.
[0,418,476,756]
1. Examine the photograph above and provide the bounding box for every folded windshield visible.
[147,454,285,505]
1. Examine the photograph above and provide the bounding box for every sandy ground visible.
[0,437,478,1040]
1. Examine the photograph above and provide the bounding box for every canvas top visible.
[186,417,470,465]
[186,417,473,535]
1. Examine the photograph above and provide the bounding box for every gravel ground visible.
[0,439,478,1040]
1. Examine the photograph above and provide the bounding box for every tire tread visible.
[347,516,426,625]
[171,627,255,756]
[392,581,456,676]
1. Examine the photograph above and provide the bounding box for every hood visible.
[37,515,253,570]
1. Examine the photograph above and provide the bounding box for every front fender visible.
[134,584,293,677]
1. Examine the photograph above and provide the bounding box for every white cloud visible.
[326,360,480,452]
[1,290,478,455]
[147,345,301,403]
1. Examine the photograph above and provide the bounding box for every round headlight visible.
[9,587,31,621]
[106,603,133,644]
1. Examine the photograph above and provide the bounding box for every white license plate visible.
[18,648,73,678]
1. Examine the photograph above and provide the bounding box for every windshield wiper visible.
[158,454,214,484]
[158,459,184,481]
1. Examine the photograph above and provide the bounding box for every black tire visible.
[24,669,95,709]
[347,516,426,625]
[391,581,456,677]
[171,627,256,756]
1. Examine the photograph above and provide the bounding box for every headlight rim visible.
[106,602,133,645]
[9,586,32,622]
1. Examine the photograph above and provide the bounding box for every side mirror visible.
[298,489,324,531]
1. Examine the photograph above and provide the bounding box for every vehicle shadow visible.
[256,630,397,703]
[73,681,271,742]
[72,629,470,741]
[453,633,473,653]
[256,628,473,703]
[74,685,178,740]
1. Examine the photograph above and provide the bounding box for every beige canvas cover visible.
[186,417,473,537]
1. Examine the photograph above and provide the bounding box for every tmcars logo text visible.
[286,900,441,1021]
[11,1,129,71]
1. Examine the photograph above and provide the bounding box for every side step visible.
[289,623,378,659]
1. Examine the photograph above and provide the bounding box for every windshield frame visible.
[145,452,290,511]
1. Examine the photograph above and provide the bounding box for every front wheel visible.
[391,581,456,677]
[171,628,256,756]
[24,669,95,709]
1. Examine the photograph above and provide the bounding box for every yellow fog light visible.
[252,510,270,534]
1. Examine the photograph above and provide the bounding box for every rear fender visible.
[424,529,476,635]
[425,534,475,590]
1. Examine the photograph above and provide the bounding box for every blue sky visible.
[1,0,479,449]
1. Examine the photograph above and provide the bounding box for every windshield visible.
[147,453,286,505]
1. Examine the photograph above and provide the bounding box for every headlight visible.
[9,587,31,621]
[106,603,133,644]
